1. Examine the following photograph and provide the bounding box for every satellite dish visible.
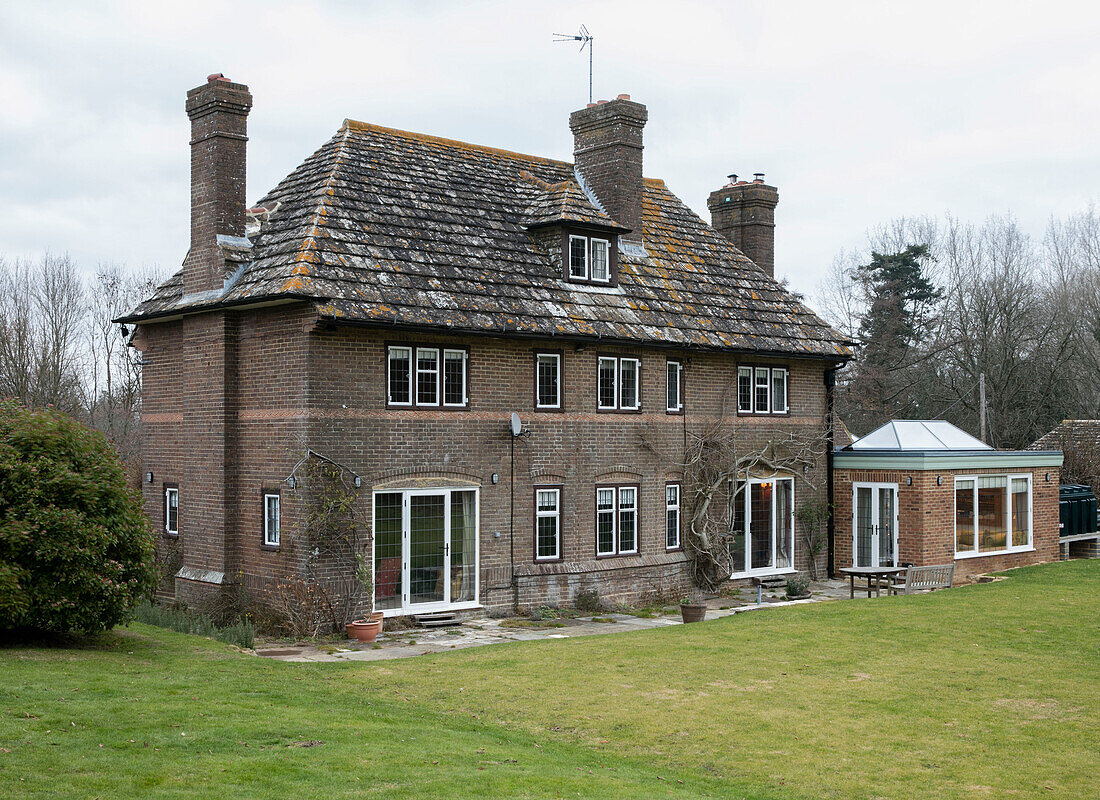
[510,412,523,437]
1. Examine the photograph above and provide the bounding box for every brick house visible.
[832,420,1062,582]
[120,75,851,619]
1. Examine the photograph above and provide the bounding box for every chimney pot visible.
[753,172,765,183]
[207,72,229,83]
[616,93,631,100]
[586,102,597,108]
[597,99,609,104]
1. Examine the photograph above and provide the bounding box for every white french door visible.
[852,483,898,568]
[372,488,479,616]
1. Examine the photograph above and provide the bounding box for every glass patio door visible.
[853,483,898,567]
[373,488,479,615]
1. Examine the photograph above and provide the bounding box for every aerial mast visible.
[554,25,594,104]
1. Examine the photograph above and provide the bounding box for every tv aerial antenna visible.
[554,25,594,104]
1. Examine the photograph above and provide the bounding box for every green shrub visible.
[132,600,255,649]
[574,588,601,612]
[785,574,811,598]
[0,400,157,634]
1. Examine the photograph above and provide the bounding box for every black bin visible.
[1059,484,1098,537]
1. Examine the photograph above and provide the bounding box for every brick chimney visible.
[708,173,779,277]
[183,74,253,297]
[569,94,648,246]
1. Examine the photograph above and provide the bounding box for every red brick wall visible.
[833,464,1060,581]
[139,305,835,615]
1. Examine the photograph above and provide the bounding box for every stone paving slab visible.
[255,579,855,663]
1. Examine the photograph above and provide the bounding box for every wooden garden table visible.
[838,566,907,599]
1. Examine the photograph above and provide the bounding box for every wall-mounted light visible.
[491,473,499,484]
[287,476,296,489]
[1045,472,1051,482]
[803,464,810,475]
[145,472,153,484]
[906,476,912,486]
[353,476,361,488]
[937,476,943,486]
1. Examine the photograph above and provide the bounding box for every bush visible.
[0,400,157,634]
[573,588,602,613]
[132,600,255,649]
[785,574,811,598]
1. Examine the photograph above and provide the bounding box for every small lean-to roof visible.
[124,119,850,358]
[848,420,992,451]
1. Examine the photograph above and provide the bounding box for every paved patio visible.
[255,578,857,663]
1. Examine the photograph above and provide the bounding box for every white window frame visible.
[442,349,468,407]
[535,352,562,409]
[264,493,281,547]
[728,475,796,577]
[568,235,589,280]
[666,360,683,413]
[387,346,414,407]
[416,347,440,406]
[737,366,753,413]
[590,237,610,283]
[596,485,639,556]
[164,486,178,536]
[598,357,619,410]
[665,483,681,550]
[770,368,788,415]
[954,473,1034,559]
[619,358,641,411]
[754,367,771,414]
[535,487,561,561]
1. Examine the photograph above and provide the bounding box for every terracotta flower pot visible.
[680,603,707,623]
[345,622,358,639]
[350,618,383,643]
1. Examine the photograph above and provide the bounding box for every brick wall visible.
[833,464,1060,581]
[140,305,834,616]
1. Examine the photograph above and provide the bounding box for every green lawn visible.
[2,560,1097,799]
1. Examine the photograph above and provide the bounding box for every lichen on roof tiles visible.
[126,120,850,358]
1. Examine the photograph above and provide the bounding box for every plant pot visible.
[785,592,812,601]
[369,611,384,622]
[680,603,707,623]
[350,618,383,643]
[345,622,358,639]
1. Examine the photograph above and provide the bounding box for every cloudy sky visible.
[2,0,1098,299]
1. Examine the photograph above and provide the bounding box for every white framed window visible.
[264,492,281,547]
[619,358,640,410]
[416,348,440,405]
[727,476,795,575]
[771,368,788,414]
[955,474,1032,557]
[387,346,413,406]
[569,235,588,279]
[389,345,468,408]
[535,487,561,560]
[598,357,618,410]
[737,366,753,413]
[666,360,683,413]
[665,483,681,549]
[596,485,639,556]
[535,353,561,409]
[164,486,179,536]
[442,349,467,406]
[591,238,610,282]
[754,367,770,414]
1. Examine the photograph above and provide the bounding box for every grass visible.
[131,599,254,649]
[1,560,1097,798]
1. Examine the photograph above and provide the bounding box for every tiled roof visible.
[126,120,850,358]
[1030,420,1100,452]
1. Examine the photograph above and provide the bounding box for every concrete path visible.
[256,579,857,663]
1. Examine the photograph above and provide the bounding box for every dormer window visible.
[562,229,617,286]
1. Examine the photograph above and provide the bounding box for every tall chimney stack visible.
[569,95,648,246]
[708,174,779,277]
[183,74,253,296]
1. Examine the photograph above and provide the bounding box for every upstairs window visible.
[388,345,468,408]
[598,356,640,411]
[264,492,281,547]
[164,485,179,536]
[564,231,617,285]
[738,365,789,415]
[535,352,562,409]
[569,235,588,279]
[666,360,683,413]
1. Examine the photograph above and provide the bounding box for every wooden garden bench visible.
[889,563,955,595]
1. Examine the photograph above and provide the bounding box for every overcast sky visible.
[2,0,1098,299]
